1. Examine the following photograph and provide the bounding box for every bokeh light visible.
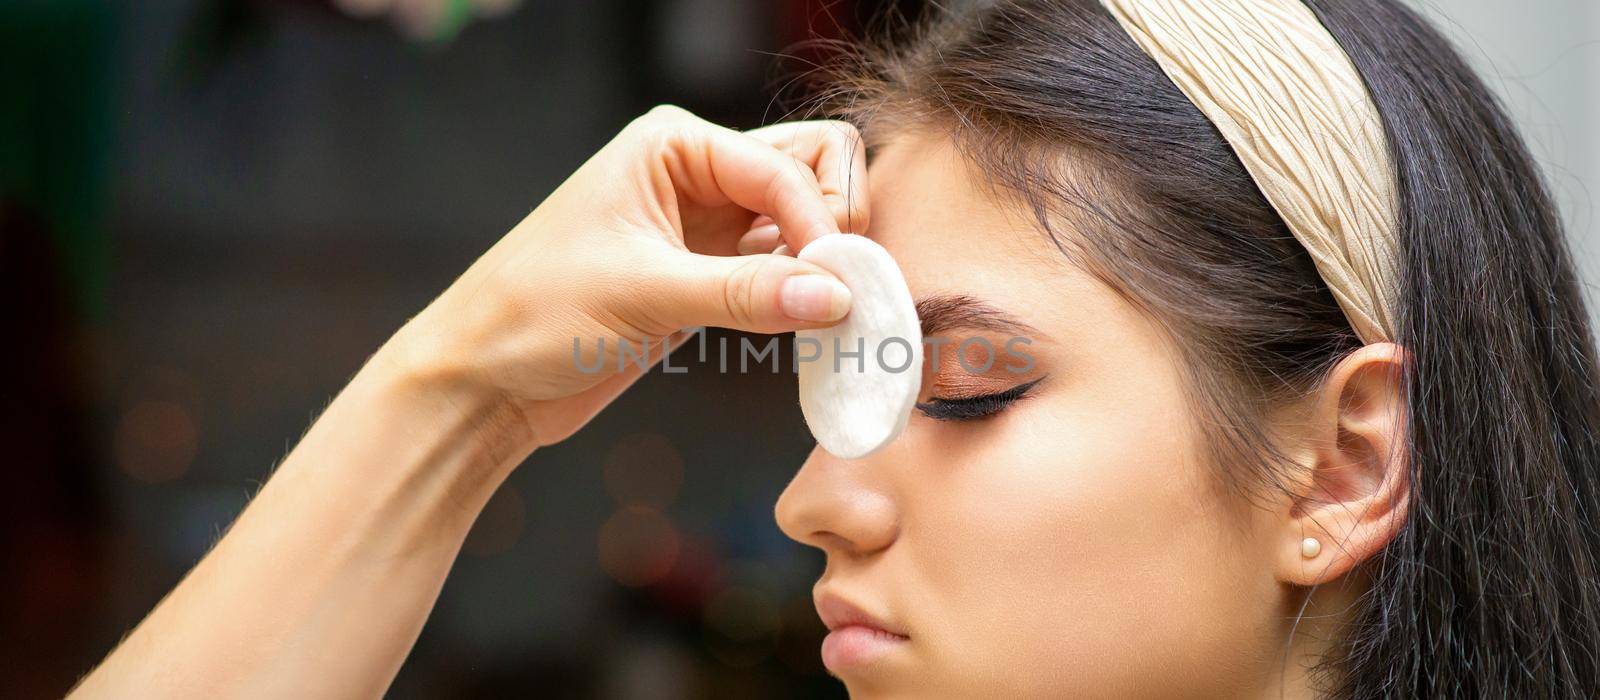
[598,506,681,588]
[113,399,198,483]
[702,584,780,668]
[603,431,685,510]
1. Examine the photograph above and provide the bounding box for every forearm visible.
[71,337,533,698]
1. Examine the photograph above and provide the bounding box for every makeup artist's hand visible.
[69,107,868,700]
[382,105,870,448]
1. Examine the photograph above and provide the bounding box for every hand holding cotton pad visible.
[796,234,923,459]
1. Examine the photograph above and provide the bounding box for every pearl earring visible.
[1300,537,1322,559]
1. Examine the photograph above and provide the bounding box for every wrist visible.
[364,321,537,476]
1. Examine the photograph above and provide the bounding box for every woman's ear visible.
[1276,342,1412,586]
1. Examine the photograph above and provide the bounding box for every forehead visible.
[862,133,1109,342]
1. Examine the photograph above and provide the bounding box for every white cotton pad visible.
[796,233,923,459]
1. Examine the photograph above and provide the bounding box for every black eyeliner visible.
[915,376,1046,422]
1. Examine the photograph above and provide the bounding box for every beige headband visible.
[1099,0,1399,344]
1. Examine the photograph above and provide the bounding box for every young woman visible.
[72,0,1600,697]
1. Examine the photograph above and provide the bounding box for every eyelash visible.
[915,377,1044,422]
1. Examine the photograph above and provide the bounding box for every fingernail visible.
[780,275,852,322]
[737,224,782,255]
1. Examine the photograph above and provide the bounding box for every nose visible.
[774,446,900,557]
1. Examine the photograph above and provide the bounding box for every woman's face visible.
[774,134,1292,698]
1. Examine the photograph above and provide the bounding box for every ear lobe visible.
[1279,342,1412,586]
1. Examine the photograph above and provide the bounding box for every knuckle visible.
[721,257,765,328]
[625,104,693,139]
[763,170,801,218]
[775,162,815,198]
[824,119,864,145]
[645,104,698,127]
[647,103,688,120]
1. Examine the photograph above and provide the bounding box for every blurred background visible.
[1,0,1596,697]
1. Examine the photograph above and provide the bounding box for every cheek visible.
[898,372,1280,694]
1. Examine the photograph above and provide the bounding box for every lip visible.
[815,591,910,672]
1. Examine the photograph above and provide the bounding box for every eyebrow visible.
[915,294,1041,339]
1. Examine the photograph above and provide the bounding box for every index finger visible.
[745,120,871,239]
[642,106,842,250]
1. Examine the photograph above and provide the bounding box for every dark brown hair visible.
[795,0,1600,696]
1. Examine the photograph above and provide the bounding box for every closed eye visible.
[915,377,1044,422]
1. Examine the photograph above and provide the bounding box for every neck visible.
[1257,575,1369,700]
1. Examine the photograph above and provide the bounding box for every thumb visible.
[642,251,853,335]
